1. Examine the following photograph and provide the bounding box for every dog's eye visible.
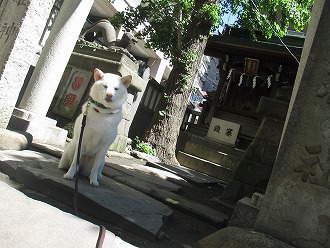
[103,84,108,89]
[114,87,119,91]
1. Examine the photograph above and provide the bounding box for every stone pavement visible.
[0,142,230,243]
[0,149,172,240]
[0,179,136,248]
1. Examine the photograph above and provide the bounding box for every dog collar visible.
[88,98,118,114]
[88,98,108,109]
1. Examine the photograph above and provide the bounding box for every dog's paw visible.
[63,172,74,180]
[90,179,99,187]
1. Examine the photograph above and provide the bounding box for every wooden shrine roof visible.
[205,27,305,63]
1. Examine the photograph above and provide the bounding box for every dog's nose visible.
[105,93,112,102]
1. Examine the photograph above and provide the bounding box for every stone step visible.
[8,115,67,148]
[12,108,57,126]
[186,123,208,136]
[177,131,245,159]
[177,151,234,183]
[0,150,172,240]
[184,141,240,170]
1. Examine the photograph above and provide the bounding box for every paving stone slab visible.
[0,150,173,240]
[32,143,186,192]
[32,142,64,158]
[103,164,229,227]
[143,187,229,227]
[105,158,186,192]
[146,161,227,186]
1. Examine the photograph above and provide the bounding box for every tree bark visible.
[144,0,214,164]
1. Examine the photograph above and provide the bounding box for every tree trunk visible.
[144,0,213,164]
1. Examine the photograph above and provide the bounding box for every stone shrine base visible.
[8,108,67,148]
[199,226,295,248]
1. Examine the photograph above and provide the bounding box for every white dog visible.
[59,68,132,186]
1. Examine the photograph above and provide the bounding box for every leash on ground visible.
[73,100,106,247]
[96,225,107,248]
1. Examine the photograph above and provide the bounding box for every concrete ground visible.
[0,142,233,248]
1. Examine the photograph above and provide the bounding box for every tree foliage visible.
[111,0,313,164]
[111,0,221,62]
[228,0,313,38]
[111,0,313,61]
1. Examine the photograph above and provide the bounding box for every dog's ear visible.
[121,75,132,88]
[94,68,104,81]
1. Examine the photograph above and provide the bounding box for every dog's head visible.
[90,68,132,110]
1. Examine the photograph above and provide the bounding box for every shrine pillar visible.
[0,0,55,129]
[8,0,94,147]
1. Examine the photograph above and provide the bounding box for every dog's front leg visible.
[63,147,79,180]
[89,149,107,187]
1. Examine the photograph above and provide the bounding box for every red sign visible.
[63,93,77,108]
[71,76,84,91]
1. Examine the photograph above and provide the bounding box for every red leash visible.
[96,225,106,248]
